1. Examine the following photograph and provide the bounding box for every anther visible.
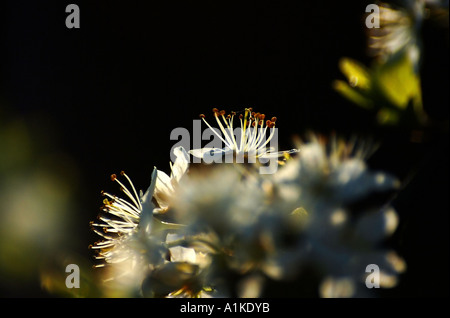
[120,171,125,176]
[111,174,117,181]
[212,108,219,113]
[271,117,277,122]
[199,114,205,119]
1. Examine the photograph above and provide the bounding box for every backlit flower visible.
[90,168,159,268]
[273,134,406,297]
[189,108,298,162]
[367,1,425,67]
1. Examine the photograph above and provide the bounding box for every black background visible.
[0,0,448,297]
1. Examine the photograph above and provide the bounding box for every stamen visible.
[213,110,235,149]
[111,175,141,211]
[252,121,267,150]
[198,107,281,157]
[120,171,143,211]
[102,192,139,212]
[254,125,269,149]
[258,124,277,149]
[201,116,231,148]
[220,113,238,150]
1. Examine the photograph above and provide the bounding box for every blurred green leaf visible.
[374,52,421,110]
[333,80,374,109]
[338,58,371,91]
[334,51,427,127]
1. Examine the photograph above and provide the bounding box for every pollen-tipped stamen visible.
[111,173,141,211]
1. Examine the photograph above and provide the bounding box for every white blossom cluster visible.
[90,129,406,298]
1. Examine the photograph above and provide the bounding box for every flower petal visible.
[154,170,174,210]
[171,146,190,183]
[189,147,227,159]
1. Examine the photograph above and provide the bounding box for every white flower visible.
[153,146,189,214]
[189,108,298,161]
[90,168,158,263]
[367,1,425,67]
[171,165,305,288]
[90,167,180,272]
[275,134,400,205]
[273,134,406,297]
[89,168,164,295]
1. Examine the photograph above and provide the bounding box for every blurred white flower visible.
[273,134,406,297]
[91,133,406,298]
[171,165,307,293]
[367,1,426,67]
[309,205,407,297]
[275,134,400,206]
[166,233,209,266]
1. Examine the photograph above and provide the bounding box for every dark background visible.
[0,1,448,297]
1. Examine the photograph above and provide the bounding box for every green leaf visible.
[333,80,374,109]
[374,52,421,110]
[338,58,371,90]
